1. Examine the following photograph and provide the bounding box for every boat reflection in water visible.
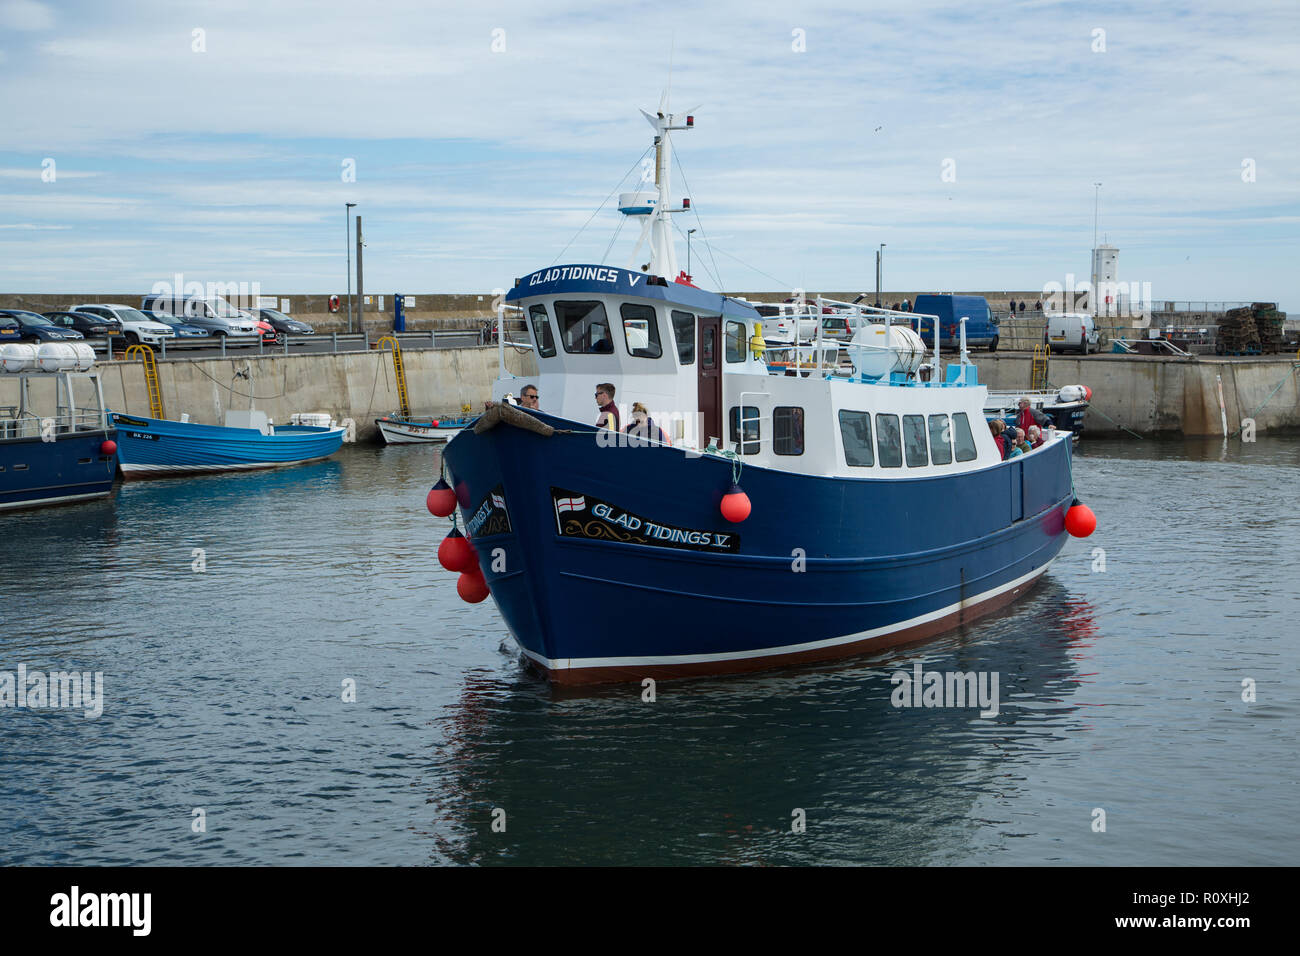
[424,583,1099,866]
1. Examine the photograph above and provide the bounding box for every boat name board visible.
[526,266,632,288]
[551,487,739,554]
[466,484,512,538]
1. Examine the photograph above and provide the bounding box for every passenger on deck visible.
[1016,396,1051,434]
[1027,425,1044,448]
[989,419,1009,459]
[595,383,620,430]
[625,402,670,446]
[1013,427,1032,455]
[519,384,540,410]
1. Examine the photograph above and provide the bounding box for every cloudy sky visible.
[1,0,1297,308]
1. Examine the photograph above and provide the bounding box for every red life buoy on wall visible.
[328,294,340,313]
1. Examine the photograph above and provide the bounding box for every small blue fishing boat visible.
[110,409,345,479]
[1,343,117,511]
[434,96,1098,685]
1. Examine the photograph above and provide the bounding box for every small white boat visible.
[375,415,472,444]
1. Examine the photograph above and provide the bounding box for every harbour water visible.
[1,437,1296,865]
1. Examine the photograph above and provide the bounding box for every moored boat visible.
[433,97,1096,684]
[110,409,345,479]
[375,414,472,444]
[985,385,1091,436]
[1,343,117,511]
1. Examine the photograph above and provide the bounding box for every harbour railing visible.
[89,328,490,363]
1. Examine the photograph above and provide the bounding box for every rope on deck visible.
[472,402,555,437]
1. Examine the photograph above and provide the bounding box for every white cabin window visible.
[773,407,804,456]
[729,405,760,455]
[903,415,928,467]
[618,303,662,359]
[555,300,613,354]
[839,410,874,467]
[875,414,903,468]
[529,304,556,358]
[928,414,953,465]
[724,320,746,363]
[952,412,978,462]
[671,310,695,365]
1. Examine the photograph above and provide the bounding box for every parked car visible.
[254,308,314,339]
[0,309,85,343]
[820,313,867,340]
[911,294,1000,352]
[1046,312,1101,354]
[141,309,210,341]
[250,316,279,345]
[68,304,176,346]
[43,310,121,338]
[754,303,821,343]
[0,314,24,343]
[138,293,260,340]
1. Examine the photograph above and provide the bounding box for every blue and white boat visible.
[439,99,1092,684]
[110,408,345,479]
[1,343,117,511]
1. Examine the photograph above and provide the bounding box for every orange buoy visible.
[720,483,751,523]
[457,569,490,603]
[438,529,476,573]
[1065,500,1097,538]
[426,478,456,517]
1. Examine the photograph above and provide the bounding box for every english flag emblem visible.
[556,495,586,513]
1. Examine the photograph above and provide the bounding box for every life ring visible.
[328,294,340,313]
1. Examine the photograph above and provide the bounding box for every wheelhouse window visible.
[839,410,874,467]
[952,412,978,462]
[702,325,716,368]
[875,414,902,468]
[619,303,662,359]
[729,405,760,455]
[671,310,695,365]
[529,304,556,358]
[902,414,928,468]
[555,300,613,354]
[928,414,953,465]
[725,320,747,363]
[773,407,805,456]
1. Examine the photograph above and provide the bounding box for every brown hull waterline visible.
[530,566,1049,685]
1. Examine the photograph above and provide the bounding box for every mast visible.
[637,92,697,279]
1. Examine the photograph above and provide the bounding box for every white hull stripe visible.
[518,558,1054,672]
[119,456,331,474]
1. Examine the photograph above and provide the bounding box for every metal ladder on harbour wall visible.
[1030,344,1050,391]
[125,344,165,419]
[375,335,411,418]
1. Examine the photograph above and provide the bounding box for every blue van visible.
[911,294,999,352]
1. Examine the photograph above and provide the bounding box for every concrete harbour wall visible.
[976,353,1300,437]
[1,346,537,442]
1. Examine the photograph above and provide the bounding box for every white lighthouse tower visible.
[1090,243,1119,316]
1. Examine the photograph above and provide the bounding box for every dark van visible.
[911,294,999,351]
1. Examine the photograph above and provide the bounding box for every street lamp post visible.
[876,243,886,307]
[345,202,357,334]
[687,228,696,278]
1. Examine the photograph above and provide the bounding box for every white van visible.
[1046,312,1100,354]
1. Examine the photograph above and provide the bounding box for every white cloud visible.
[0,0,53,31]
